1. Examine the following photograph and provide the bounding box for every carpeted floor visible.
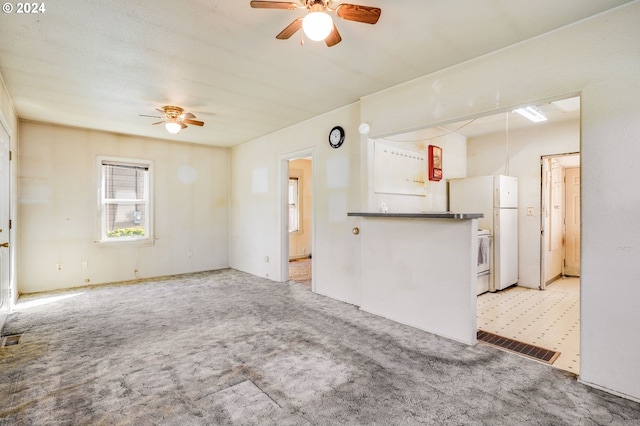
[1,269,640,425]
[288,258,311,285]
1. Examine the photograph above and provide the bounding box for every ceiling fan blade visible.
[335,4,381,24]
[325,23,342,47]
[182,112,196,119]
[180,122,188,130]
[151,121,165,125]
[184,119,204,127]
[155,107,165,113]
[276,17,303,39]
[139,114,162,118]
[250,1,300,9]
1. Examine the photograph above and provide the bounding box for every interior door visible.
[564,167,581,276]
[0,122,10,328]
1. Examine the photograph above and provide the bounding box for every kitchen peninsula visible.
[348,212,483,345]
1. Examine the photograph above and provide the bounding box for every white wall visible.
[230,104,362,305]
[288,158,312,259]
[360,2,640,401]
[364,131,467,213]
[18,122,229,293]
[359,217,477,345]
[466,120,580,288]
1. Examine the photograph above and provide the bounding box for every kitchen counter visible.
[348,212,483,219]
[351,212,480,345]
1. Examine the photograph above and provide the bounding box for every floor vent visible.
[1,334,22,348]
[477,330,560,364]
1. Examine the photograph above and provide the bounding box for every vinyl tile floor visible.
[477,277,580,374]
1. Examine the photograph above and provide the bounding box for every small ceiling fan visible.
[140,106,205,134]
[250,0,381,47]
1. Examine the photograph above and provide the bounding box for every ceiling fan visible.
[140,106,205,134]
[250,0,381,47]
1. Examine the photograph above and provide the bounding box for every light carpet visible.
[1,269,639,425]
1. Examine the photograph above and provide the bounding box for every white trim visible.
[578,378,640,404]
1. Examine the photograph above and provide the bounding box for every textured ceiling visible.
[0,0,632,147]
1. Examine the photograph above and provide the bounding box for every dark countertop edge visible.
[347,212,483,220]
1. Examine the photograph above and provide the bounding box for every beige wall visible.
[18,122,229,293]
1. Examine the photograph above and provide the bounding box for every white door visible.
[564,167,581,276]
[0,122,10,328]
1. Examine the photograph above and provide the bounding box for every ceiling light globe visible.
[165,122,182,134]
[302,12,333,41]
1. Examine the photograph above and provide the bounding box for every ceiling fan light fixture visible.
[165,121,182,134]
[302,11,333,41]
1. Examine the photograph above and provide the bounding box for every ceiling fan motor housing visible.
[163,106,184,120]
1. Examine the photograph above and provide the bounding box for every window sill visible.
[94,238,155,248]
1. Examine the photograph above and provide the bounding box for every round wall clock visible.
[329,126,345,148]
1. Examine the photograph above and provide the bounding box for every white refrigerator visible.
[449,175,519,292]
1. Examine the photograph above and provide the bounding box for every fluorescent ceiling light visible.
[513,106,547,123]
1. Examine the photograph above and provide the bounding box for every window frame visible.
[96,156,154,246]
[288,176,301,233]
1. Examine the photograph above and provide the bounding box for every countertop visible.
[347,212,483,220]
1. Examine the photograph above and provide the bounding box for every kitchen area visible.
[353,97,581,369]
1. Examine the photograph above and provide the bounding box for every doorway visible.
[479,151,581,374]
[541,153,581,287]
[288,157,313,286]
[279,150,314,290]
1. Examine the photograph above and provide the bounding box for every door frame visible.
[539,152,580,290]
[278,148,315,291]
[0,111,12,331]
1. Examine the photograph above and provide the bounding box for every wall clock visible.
[329,126,345,148]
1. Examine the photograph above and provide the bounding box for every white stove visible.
[477,229,491,295]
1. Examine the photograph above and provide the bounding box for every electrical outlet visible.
[527,207,534,216]
[56,263,62,271]
[82,261,88,269]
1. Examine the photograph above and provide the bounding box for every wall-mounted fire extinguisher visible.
[428,145,442,181]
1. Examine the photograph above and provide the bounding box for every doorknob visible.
[0,242,8,248]
[352,227,360,235]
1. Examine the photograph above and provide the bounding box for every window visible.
[99,158,152,243]
[288,177,300,232]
